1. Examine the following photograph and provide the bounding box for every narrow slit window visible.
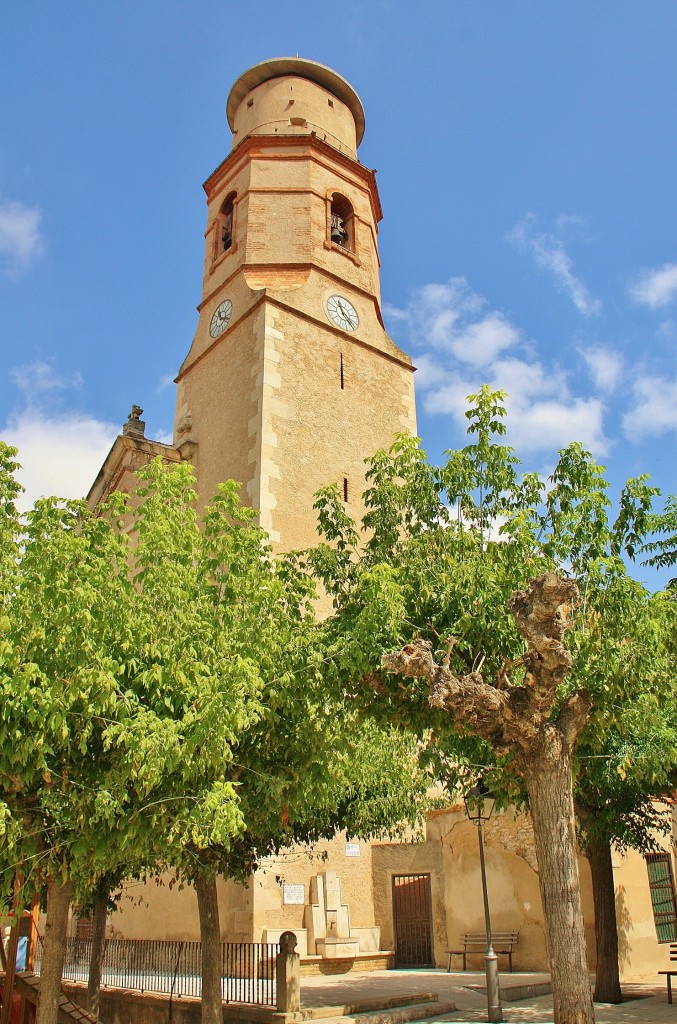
[343,478,349,503]
[217,193,235,255]
[646,853,677,942]
[340,353,344,389]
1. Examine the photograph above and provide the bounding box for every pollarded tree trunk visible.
[87,892,108,1017]
[36,876,73,1024]
[195,872,222,1024]
[585,833,622,1003]
[382,573,596,1024]
[524,748,595,1024]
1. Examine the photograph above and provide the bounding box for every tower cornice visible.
[203,134,383,225]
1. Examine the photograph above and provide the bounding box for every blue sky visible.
[1,3,675,585]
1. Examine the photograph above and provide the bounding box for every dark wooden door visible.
[392,873,434,967]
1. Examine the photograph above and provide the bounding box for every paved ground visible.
[300,968,676,1022]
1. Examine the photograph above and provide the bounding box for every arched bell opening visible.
[329,193,355,253]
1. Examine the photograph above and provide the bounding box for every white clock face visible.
[209,299,233,338]
[327,295,359,331]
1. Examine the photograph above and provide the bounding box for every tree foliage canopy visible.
[0,447,427,915]
[309,386,677,821]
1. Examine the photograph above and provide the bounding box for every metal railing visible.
[34,937,279,1006]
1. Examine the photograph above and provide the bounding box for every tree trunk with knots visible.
[585,832,623,1003]
[35,877,73,1024]
[382,572,595,1024]
[87,892,108,1017]
[195,872,223,1024]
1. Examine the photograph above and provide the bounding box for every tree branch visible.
[381,573,581,757]
[556,690,592,749]
[508,573,579,716]
[381,639,512,744]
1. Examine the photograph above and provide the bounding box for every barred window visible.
[646,852,677,943]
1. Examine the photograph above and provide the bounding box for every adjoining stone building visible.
[88,57,676,981]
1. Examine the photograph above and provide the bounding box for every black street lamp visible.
[463,782,503,1023]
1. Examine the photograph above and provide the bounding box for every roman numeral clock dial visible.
[326,294,359,331]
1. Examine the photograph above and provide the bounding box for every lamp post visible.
[464,783,503,1023]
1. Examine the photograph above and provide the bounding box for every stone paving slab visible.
[301,969,677,1023]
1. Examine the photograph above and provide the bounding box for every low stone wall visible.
[62,982,202,1024]
[61,983,295,1024]
[300,953,394,975]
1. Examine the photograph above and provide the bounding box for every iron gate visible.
[392,874,433,967]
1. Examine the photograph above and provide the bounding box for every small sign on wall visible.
[283,884,305,905]
[345,842,361,857]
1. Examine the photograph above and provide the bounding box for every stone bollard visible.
[276,930,300,1013]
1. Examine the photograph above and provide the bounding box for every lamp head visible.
[463,781,496,823]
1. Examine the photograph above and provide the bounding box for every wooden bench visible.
[658,943,677,1003]
[447,931,519,973]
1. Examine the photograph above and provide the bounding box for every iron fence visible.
[34,937,278,1006]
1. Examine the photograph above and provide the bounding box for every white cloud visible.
[385,278,611,457]
[623,375,677,440]
[424,373,476,420]
[385,277,521,368]
[410,352,449,391]
[506,395,607,455]
[579,346,623,393]
[1,361,117,509]
[0,197,44,275]
[12,361,83,405]
[509,213,602,317]
[422,361,608,455]
[630,263,677,309]
[3,410,118,511]
[657,320,677,342]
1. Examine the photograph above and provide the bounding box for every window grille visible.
[646,852,677,943]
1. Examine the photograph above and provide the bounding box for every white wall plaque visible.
[283,883,305,905]
[345,842,361,857]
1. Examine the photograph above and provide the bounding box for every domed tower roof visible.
[227,57,365,149]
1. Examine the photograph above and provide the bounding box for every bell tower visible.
[174,58,416,549]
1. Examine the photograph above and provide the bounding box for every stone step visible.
[305,1001,458,1024]
[464,980,552,1002]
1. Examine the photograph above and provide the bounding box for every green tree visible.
[120,461,428,1024]
[0,454,261,1024]
[309,387,677,1024]
[1,449,428,1024]
[572,579,677,1002]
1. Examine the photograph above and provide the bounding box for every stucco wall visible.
[109,874,250,943]
[369,807,599,972]
[613,838,677,980]
[251,834,376,946]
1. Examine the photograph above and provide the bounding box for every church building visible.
[87,58,674,981]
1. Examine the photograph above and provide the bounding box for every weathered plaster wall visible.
[369,807,599,972]
[252,835,376,946]
[371,825,447,966]
[109,874,250,943]
[613,838,677,980]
